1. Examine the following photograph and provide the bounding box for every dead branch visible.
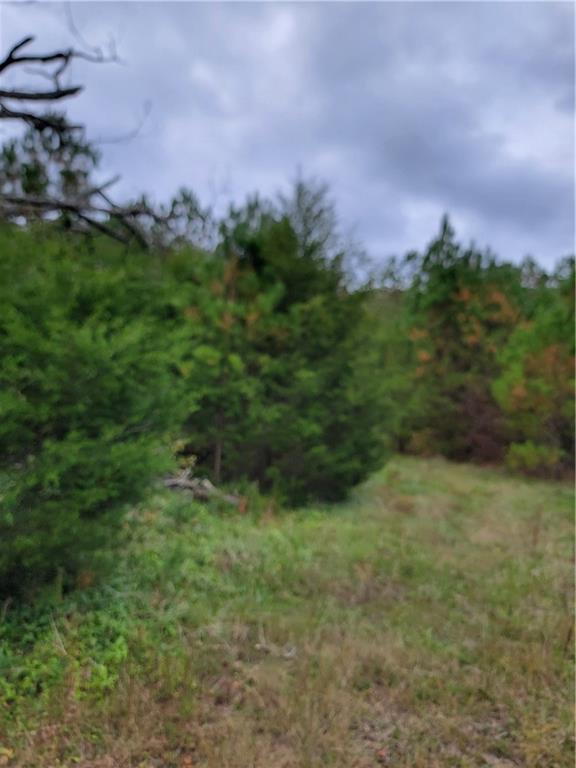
[0,103,81,131]
[0,35,116,134]
[164,470,241,506]
[0,35,114,75]
[0,34,191,249]
[0,86,82,101]
[0,195,154,248]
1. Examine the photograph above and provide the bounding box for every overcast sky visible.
[1,1,574,267]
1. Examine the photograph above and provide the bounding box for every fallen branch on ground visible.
[164,469,241,506]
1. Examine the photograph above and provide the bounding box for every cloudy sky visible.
[1,1,574,267]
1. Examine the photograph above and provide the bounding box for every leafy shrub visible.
[0,227,185,596]
[505,441,564,477]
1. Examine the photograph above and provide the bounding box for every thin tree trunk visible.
[214,410,224,483]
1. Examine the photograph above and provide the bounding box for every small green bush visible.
[505,441,564,477]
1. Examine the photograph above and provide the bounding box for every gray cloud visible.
[1,1,574,267]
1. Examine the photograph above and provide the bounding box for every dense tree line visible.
[371,217,574,476]
[2,200,572,597]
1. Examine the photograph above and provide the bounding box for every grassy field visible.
[0,457,573,767]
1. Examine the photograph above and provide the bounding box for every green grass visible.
[0,457,573,767]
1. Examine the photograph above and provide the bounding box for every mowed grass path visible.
[2,458,574,767]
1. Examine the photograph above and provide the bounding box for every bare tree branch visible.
[65,3,108,61]
[0,103,81,131]
[0,36,112,75]
[0,86,82,101]
[74,211,133,244]
[164,469,241,506]
[0,36,35,69]
[93,100,152,146]
[0,35,116,133]
[0,33,151,245]
[0,33,201,250]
